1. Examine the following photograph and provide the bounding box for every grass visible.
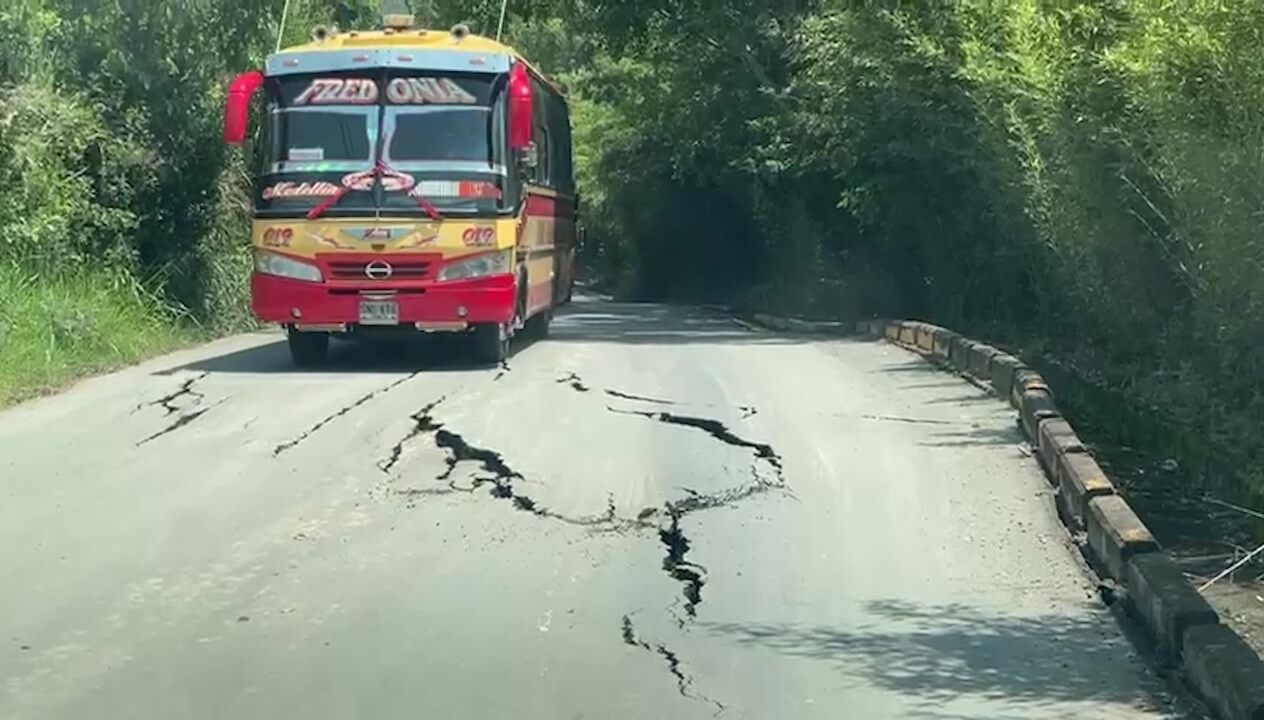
[0,265,197,406]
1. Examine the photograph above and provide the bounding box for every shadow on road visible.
[918,423,1025,448]
[154,334,539,376]
[548,299,811,347]
[156,297,813,375]
[703,600,1176,713]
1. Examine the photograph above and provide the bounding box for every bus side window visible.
[530,77,553,187]
[553,97,574,193]
[534,127,551,186]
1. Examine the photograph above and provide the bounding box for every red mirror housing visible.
[508,62,533,150]
[223,71,264,145]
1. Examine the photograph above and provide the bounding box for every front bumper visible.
[251,272,517,327]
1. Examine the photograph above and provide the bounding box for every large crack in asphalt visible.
[381,396,620,527]
[273,373,418,456]
[383,388,788,713]
[405,401,788,617]
[427,428,620,526]
[609,406,787,618]
[136,404,217,446]
[378,396,446,474]
[134,373,221,446]
[557,372,590,393]
[609,407,785,484]
[659,508,706,617]
[137,372,208,416]
[622,615,726,715]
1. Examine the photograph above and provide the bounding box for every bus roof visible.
[272,28,563,95]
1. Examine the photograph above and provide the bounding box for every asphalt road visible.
[1,298,1192,719]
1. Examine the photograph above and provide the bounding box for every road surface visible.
[1,298,1190,719]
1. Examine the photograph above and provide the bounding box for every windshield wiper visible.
[305,170,363,221]
[306,161,444,221]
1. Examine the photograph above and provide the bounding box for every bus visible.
[223,15,577,366]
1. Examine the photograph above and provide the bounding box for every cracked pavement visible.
[0,298,1191,719]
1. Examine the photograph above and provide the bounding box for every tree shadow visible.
[547,299,811,346]
[896,381,981,392]
[703,599,1181,714]
[923,393,999,406]
[873,361,946,374]
[918,423,1026,448]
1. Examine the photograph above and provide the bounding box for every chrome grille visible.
[327,260,431,281]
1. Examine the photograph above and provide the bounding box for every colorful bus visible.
[223,15,577,366]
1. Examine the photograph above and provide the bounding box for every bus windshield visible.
[255,71,510,218]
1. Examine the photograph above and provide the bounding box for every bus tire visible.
[524,310,551,340]
[288,329,329,368]
[471,322,509,365]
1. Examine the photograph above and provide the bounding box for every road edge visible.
[856,318,1264,720]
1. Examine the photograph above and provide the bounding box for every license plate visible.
[359,299,399,326]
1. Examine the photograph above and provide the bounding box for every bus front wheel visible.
[471,322,510,365]
[524,310,551,340]
[288,328,329,368]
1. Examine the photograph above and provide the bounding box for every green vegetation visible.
[2,1,1261,508]
[516,1,1264,508]
[0,265,188,401]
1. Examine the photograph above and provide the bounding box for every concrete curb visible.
[860,320,1264,720]
[1056,452,1116,531]
[968,343,1000,380]
[989,354,1025,402]
[915,323,938,352]
[1037,418,1086,474]
[932,328,956,359]
[1128,553,1220,658]
[1087,494,1160,582]
[1019,388,1060,442]
[1184,624,1264,720]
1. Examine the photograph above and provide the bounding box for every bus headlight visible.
[437,249,513,282]
[255,250,323,283]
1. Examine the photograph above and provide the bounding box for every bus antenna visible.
[276,0,293,52]
[496,0,509,41]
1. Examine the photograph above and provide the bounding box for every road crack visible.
[605,389,677,405]
[136,399,226,447]
[659,508,706,617]
[379,396,446,474]
[610,407,788,616]
[273,373,418,456]
[621,615,726,715]
[137,372,208,416]
[401,402,786,633]
[558,372,590,392]
[428,428,620,526]
[609,407,784,483]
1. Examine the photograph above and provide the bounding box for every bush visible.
[0,264,188,403]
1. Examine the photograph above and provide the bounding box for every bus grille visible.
[328,260,432,281]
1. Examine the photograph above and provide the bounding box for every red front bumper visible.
[251,272,517,326]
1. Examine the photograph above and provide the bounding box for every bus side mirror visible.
[224,71,264,145]
[508,62,533,150]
